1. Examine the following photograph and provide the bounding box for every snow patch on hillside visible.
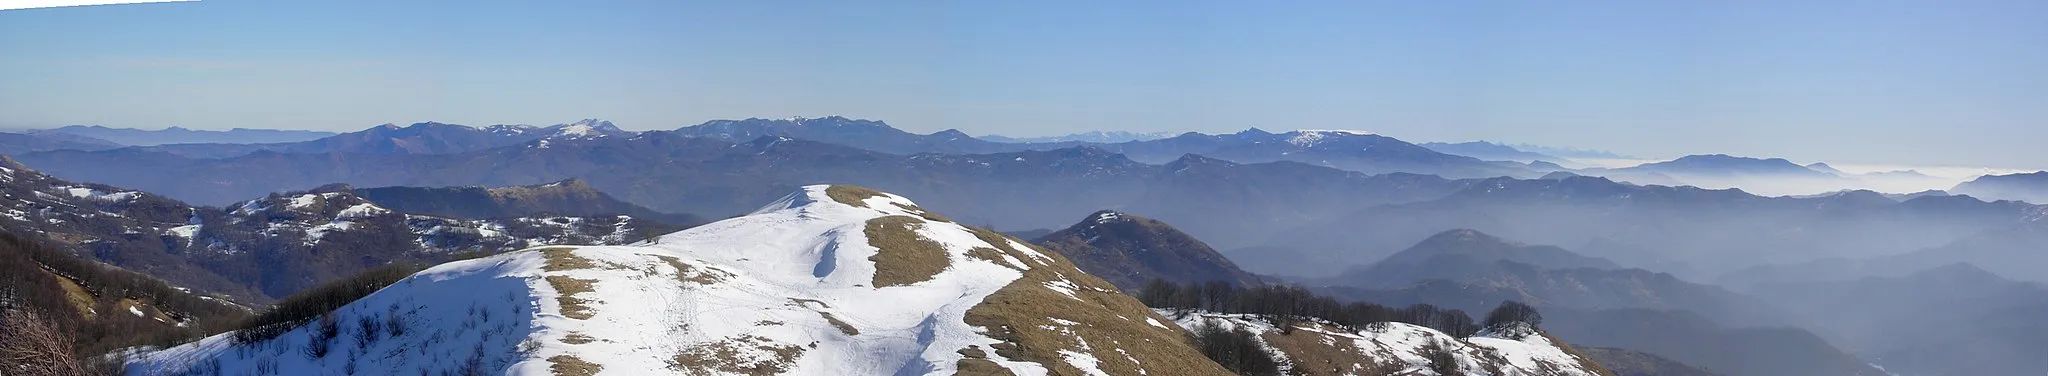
[335,203,390,220]
[58,186,143,202]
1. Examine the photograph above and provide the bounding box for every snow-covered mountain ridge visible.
[126,185,1230,375]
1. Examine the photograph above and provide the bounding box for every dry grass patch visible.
[540,248,598,271]
[47,232,96,245]
[864,216,951,287]
[545,275,599,320]
[955,347,1019,376]
[656,255,731,285]
[548,355,602,376]
[43,269,96,318]
[825,185,886,208]
[968,227,1052,269]
[961,237,1230,376]
[561,333,596,344]
[1258,325,1392,376]
[670,335,808,376]
[965,248,1024,270]
[954,360,1016,376]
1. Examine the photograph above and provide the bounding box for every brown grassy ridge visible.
[959,229,1231,376]
[825,185,886,208]
[864,216,952,287]
[825,185,954,221]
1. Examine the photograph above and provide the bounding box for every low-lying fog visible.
[1575,158,2035,197]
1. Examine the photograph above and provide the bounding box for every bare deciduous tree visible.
[0,310,88,376]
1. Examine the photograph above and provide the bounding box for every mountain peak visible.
[1088,210,1129,225]
[1632,154,1828,177]
[547,119,625,138]
[1286,129,1378,147]
[1903,262,2008,285]
[1806,162,1846,175]
[1416,228,1511,248]
[1346,229,1622,286]
[1165,153,1236,169]
[792,115,888,127]
[1036,210,1263,290]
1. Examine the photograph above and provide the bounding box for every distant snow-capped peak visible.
[1286,129,1376,147]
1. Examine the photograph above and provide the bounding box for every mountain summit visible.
[128,185,1230,375]
[1033,210,1263,290]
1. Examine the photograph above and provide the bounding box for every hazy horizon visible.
[4,0,2044,168]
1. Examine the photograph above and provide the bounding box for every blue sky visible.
[1,0,2044,167]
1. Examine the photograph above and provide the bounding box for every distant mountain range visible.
[5,118,2008,199]
[351,178,704,226]
[977,130,1179,143]
[0,131,123,155]
[10,118,2037,287]
[1512,143,1633,160]
[1258,175,2044,278]
[1420,141,1566,163]
[131,119,634,159]
[9,132,1479,253]
[665,117,1544,178]
[1622,154,1834,178]
[34,125,337,146]
[669,116,1018,155]
[1105,129,1537,178]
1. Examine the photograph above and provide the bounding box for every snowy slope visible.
[1169,311,1612,376]
[126,185,1228,375]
